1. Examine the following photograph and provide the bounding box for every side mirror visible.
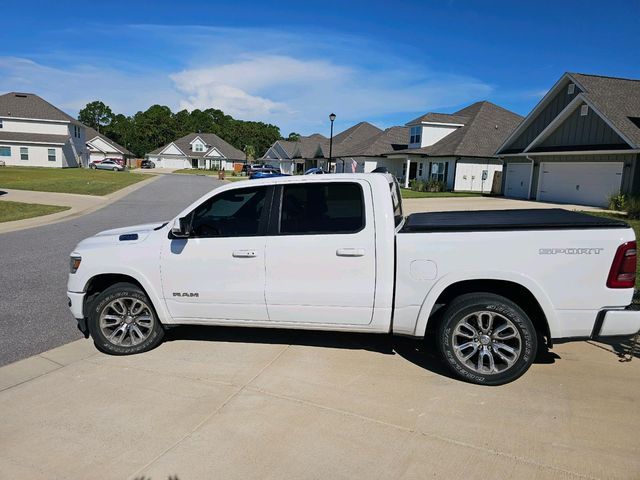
[171,217,192,238]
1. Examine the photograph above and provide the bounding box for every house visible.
[85,127,133,164]
[263,122,382,174]
[496,72,640,207]
[0,92,89,168]
[379,101,523,192]
[146,132,246,170]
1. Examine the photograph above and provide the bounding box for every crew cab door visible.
[264,180,376,325]
[160,185,271,322]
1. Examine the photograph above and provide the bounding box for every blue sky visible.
[1,0,639,135]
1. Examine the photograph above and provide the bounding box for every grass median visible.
[0,166,147,196]
[400,189,483,199]
[0,200,70,223]
[173,169,249,181]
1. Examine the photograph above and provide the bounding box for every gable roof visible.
[85,126,133,156]
[148,132,245,159]
[336,126,410,157]
[0,92,81,125]
[393,101,523,157]
[497,72,640,154]
[569,73,640,148]
[332,122,383,147]
[406,111,469,126]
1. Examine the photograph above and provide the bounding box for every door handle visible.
[336,248,365,257]
[233,250,257,258]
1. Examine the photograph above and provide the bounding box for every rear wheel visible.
[113,167,118,172]
[88,282,164,355]
[438,293,537,385]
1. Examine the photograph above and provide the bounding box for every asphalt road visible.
[0,174,224,366]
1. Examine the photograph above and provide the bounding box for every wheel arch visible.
[415,273,557,346]
[83,272,171,324]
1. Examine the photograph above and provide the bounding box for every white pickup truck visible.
[67,173,640,385]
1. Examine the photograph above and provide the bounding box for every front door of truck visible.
[160,185,271,322]
[264,180,376,325]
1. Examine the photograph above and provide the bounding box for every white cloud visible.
[0,26,495,135]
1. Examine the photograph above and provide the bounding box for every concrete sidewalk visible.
[1,330,638,479]
[0,175,159,234]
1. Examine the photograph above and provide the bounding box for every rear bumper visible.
[592,308,640,338]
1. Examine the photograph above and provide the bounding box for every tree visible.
[286,132,301,141]
[243,144,256,162]
[78,101,113,132]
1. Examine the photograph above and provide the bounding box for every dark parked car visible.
[249,168,289,179]
[304,167,328,175]
[141,160,156,169]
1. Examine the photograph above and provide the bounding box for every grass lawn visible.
[585,211,640,287]
[401,188,483,199]
[0,167,147,196]
[0,200,70,223]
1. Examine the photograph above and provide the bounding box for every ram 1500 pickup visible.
[67,174,640,385]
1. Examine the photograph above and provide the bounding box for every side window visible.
[280,182,364,235]
[190,186,267,238]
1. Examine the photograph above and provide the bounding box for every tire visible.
[90,164,96,169]
[113,167,118,172]
[438,293,537,386]
[88,282,164,355]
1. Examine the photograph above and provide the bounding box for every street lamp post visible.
[328,113,336,172]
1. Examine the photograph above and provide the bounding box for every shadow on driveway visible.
[163,325,560,381]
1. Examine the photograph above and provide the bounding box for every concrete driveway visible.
[0,330,638,479]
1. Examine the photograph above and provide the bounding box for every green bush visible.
[409,179,418,191]
[608,192,626,211]
[626,196,640,220]
[426,179,446,192]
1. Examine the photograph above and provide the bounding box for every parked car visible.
[90,159,125,171]
[304,168,328,175]
[242,163,277,175]
[91,157,126,168]
[249,168,288,179]
[140,160,156,169]
[67,174,640,385]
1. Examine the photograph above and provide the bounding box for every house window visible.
[0,146,10,156]
[20,147,29,160]
[194,143,204,152]
[0,119,3,128]
[429,161,447,182]
[567,83,575,95]
[418,162,423,176]
[410,126,422,144]
[580,105,589,116]
[48,148,56,162]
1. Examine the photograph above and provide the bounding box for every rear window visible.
[390,180,403,227]
[280,182,364,235]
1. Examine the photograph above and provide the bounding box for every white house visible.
[147,132,245,170]
[0,92,89,168]
[379,101,523,192]
[86,126,133,164]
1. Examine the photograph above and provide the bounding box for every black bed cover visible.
[401,209,628,233]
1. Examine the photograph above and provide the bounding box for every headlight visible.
[70,256,82,273]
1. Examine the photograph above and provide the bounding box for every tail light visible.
[607,241,637,288]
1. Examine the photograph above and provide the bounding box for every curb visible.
[0,175,161,235]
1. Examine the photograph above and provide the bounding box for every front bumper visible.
[68,291,89,338]
[592,308,640,338]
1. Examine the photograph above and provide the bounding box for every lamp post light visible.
[328,113,336,172]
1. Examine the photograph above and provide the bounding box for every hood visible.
[74,222,167,251]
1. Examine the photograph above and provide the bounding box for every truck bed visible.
[400,209,628,233]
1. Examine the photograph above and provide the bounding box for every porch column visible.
[404,157,411,188]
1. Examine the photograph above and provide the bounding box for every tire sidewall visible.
[440,297,537,386]
[88,285,163,355]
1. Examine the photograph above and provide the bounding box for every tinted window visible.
[191,187,267,237]
[280,183,364,235]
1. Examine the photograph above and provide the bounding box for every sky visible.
[1,0,639,136]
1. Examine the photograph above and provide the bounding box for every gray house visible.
[146,132,245,170]
[496,72,640,207]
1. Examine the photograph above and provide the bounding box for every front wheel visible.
[113,167,118,172]
[438,293,537,386]
[88,282,164,355]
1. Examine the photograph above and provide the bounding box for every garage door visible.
[160,158,188,169]
[537,162,623,207]
[504,163,532,199]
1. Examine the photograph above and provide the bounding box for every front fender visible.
[413,270,559,338]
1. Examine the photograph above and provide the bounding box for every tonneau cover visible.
[401,209,628,233]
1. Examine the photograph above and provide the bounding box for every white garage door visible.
[160,158,189,169]
[505,163,532,199]
[537,162,623,207]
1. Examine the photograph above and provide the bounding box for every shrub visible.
[626,196,640,220]
[608,192,626,211]
[409,179,418,191]
[426,179,446,192]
